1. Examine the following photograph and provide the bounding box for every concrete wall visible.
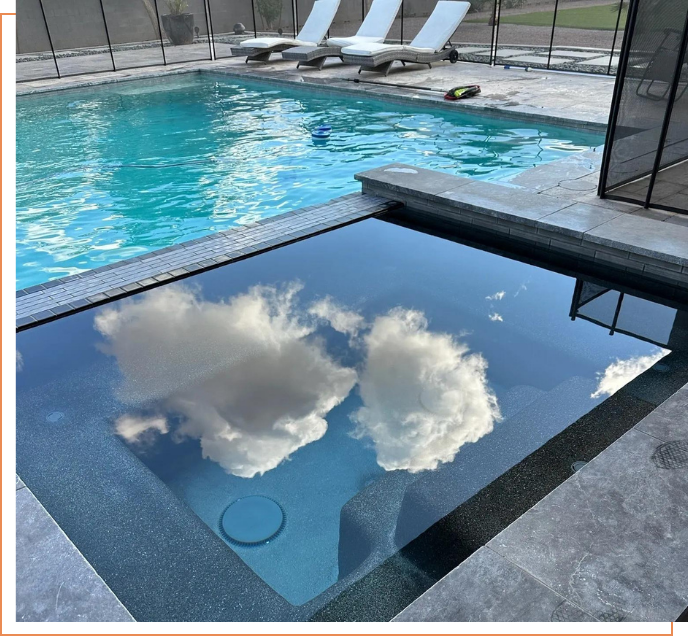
[18,0,367,52]
[17,0,213,53]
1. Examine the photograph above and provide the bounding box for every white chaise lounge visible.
[341,1,470,75]
[231,0,341,62]
[283,0,403,69]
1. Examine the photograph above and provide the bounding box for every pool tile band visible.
[357,164,688,290]
[16,193,400,330]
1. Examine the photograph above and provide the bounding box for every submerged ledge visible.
[15,192,399,330]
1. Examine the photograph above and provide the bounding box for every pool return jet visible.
[231,0,341,63]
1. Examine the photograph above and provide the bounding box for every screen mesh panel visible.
[208,0,258,58]
[43,0,115,75]
[601,0,688,212]
[17,0,60,81]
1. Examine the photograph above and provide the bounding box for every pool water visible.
[16,74,602,289]
[16,218,677,615]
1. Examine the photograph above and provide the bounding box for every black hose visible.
[348,78,445,93]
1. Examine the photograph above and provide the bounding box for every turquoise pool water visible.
[16,74,601,289]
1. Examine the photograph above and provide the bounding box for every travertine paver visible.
[394,547,594,622]
[356,162,688,288]
[17,54,615,131]
[17,486,133,622]
[396,387,688,622]
[487,427,688,621]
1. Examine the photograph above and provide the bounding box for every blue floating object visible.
[220,496,284,545]
[312,124,332,139]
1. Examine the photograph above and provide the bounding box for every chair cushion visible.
[240,37,309,49]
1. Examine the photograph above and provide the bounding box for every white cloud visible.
[97,282,357,478]
[591,349,669,399]
[514,283,528,297]
[308,296,365,337]
[488,312,504,322]
[98,283,503,478]
[485,291,506,301]
[115,414,168,445]
[351,308,501,473]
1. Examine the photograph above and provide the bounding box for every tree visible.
[140,0,168,39]
[256,0,283,30]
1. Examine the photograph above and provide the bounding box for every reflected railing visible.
[569,279,686,350]
[17,0,627,81]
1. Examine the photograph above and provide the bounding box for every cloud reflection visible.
[591,349,669,398]
[97,283,500,478]
[351,309,501,473]
[96,282,357,477]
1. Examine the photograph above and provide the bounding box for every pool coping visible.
[16,192,399,329]
[16,62,609,134]
[356,162,688,292]
[16,481,134,622]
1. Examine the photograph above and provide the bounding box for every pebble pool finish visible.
[16,73,602,289]
[15,217,678,619]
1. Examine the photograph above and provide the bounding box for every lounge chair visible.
[231,0,341,62]
[340,1,470,76]
[283,0,402,70]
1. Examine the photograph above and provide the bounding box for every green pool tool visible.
[444,85,481,101]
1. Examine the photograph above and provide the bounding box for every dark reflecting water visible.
[16,218,672,607]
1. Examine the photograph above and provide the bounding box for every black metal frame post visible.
[609,292,625,335]
[38,0,61,78]
[546,0,560,69]
[607,0,625,76]
[292,0,297,38]
[295,0,300,35]
[493,0,502,64]
[251,0,258,37]
[489,0,498,62]
[152,0,167,64]
[644,6,688,208]
[400,0,404,44]
[597,0,640,197]
[203,0,214,60]
[97,0,116,71]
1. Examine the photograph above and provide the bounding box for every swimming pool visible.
[16,73,602,289]
[16,213,685,620]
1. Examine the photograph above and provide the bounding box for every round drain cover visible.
[46,411,65,423]
[220,496,284,545]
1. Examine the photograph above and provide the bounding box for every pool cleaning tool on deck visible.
[219,495,285,545]
[444,85,481,100]
[312,124,332,139]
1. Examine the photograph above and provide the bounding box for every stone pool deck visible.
[357,160,688,293]
[17,53,615,132]
[16,479,133,622]
[395,385,688,622]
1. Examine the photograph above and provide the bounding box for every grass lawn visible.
[467,3,627,30]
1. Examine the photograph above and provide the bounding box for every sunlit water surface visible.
[17,74,601,288]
